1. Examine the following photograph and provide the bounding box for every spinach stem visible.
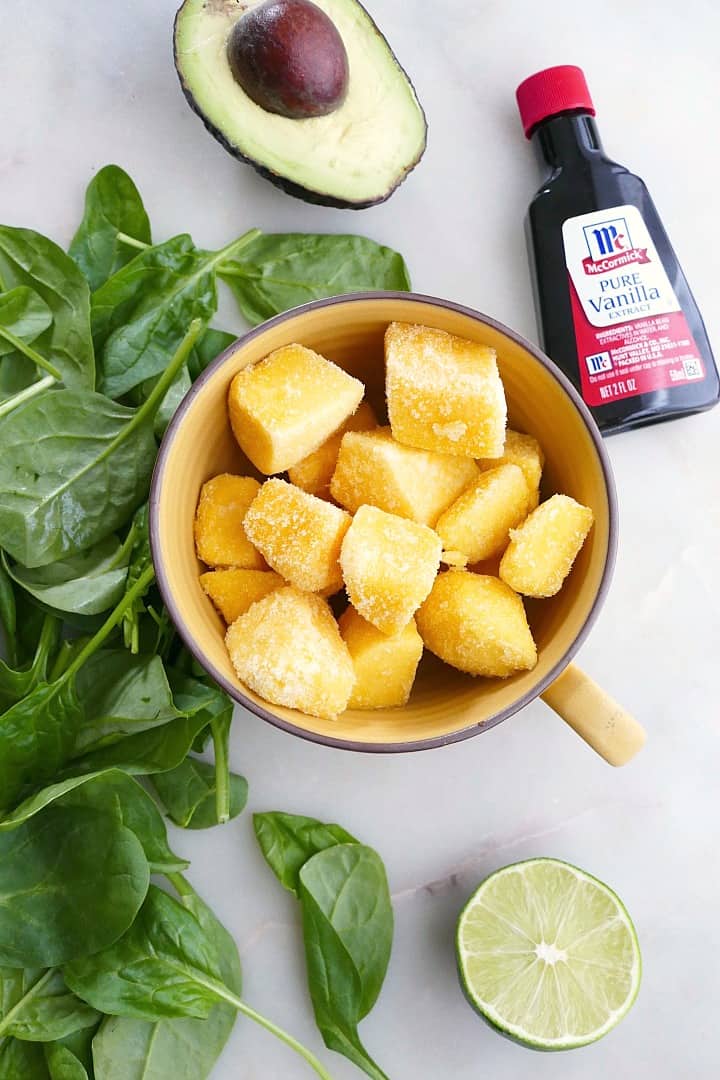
[48,640,76,683]
[210,715,231,824]
[63,564,156,682]
[116,231,150,251]
[0,968,55,1037]
[128,317,203,430]
[198,976,334,1080]
[215,228,262,266]
[0,374,55,419]
[0,326,62,379]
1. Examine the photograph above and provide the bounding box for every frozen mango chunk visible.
[288,401,377,499]
[435,464,530,563]
[385,322,506,458]
[200,568,284,624]
[330,427,478,526]
[479,429,545,506]
[194,474,265,569]
[500,493,594,598]
[228,343,364,474]
[417,571,537,677]
[340,505,441,634]
[339,606,423,709]
[243,478,351,594]
[226,587,354,720]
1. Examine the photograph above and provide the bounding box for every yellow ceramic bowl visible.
[150,294,630,756]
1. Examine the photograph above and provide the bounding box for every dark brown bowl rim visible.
[149,292,618,754]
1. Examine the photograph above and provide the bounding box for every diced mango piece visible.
[500,494,594,598]
[200,568,284,623]
[330,427,479,526]
[435,464,530,563]
[243,478,351,594]
[416,571,537,677]
[340,505,442,635]
[339,606,423,709]
[479,429,545,506]
[194,474,265,569]
[385,322,506,458]
[228,343,364,474]
[288,401,377,499]
[226,587,354,720]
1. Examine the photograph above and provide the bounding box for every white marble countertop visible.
[3,1,719,1077]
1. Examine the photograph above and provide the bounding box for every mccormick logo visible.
[581,216,650,275]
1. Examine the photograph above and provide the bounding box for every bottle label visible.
[562,204,705,406]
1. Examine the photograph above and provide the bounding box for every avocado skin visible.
[172,4,427,210]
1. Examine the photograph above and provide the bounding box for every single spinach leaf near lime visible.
[90,877,241,1080]
[44,1042,89,1080]
[69,165,151,292]
[0,1037,50,1078]
[0,319,201,567]
[91,233,255,399]
[73,650,182,754]
[299,844,393,1080]
[0,286,53,358]
[218,232,411,326]
[0,967,99,1043]
[0,804,149,968]
[2,534,132,618]
[152,757,248,830]
[254,811,358,896]
[0,226,94,390]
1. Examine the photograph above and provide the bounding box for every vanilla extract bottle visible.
[516,65,718,434]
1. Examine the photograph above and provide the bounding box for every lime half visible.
[456,858,641,1050]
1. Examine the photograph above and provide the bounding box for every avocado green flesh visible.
[174,0,427,207]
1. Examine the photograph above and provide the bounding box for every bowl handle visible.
[540,663,646,766]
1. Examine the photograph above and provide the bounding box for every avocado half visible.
[174,0,427,208]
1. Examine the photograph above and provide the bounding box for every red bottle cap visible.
[516,65,595,138]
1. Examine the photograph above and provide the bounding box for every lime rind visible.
[456,857,641,1051]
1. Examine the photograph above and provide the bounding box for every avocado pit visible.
[227,0,349,119]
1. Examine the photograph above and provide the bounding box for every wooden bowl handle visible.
[540,663,646,766]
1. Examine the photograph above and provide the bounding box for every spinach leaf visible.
[91,236,216,399]
[0,557,16,666]
[0,226,94,389]
[65,885,223,1021]
[89,879,241,1080]
[64,712,211,778]
[73,651,181,754]
[58,771,187,875]
[69,165,151,292]
[254,811,358,896]
[49,1022,98,1077]
[120,503,152,653]
[67,886,333,1080]
[0,804,148,968]
[44,1043,89,1080]
[299,844,393,1080]
[152,757,248,830]
[0,968,98,1042]
[219,232,411,326]
[151,363,191,438]
[0,286,53,357]
[0,566,155,807]
[0,678,84,810]
[0,1038,50,1078]
[0,318,201,567]
[1,768,185,875]
[3,534,131,617]
[0,389,155,568]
